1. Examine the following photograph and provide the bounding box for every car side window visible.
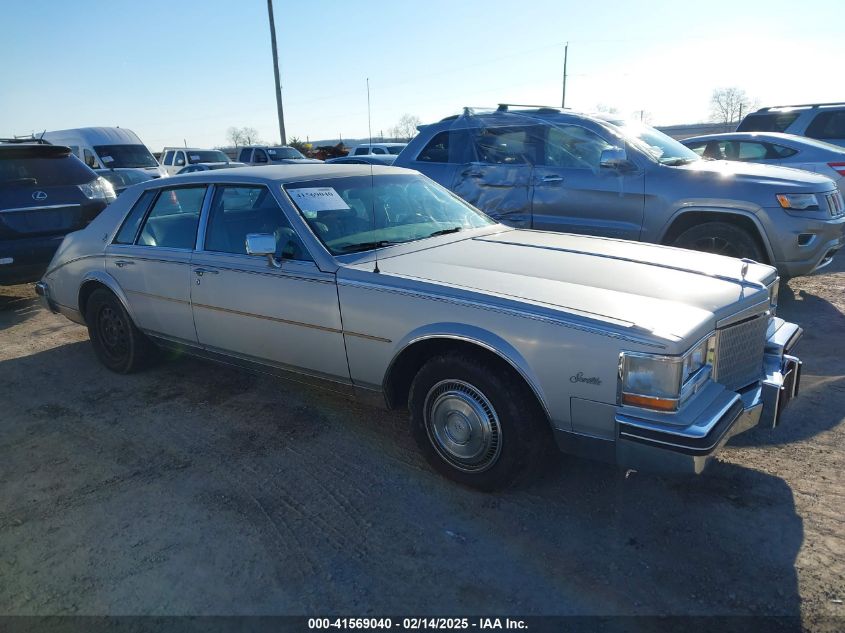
[114,190,157,244]
[137,186,206,249]
[163,151,174,166]
[806,111,845,140]
[238,148,251,162]
[737,142,768,161]
[354,147,369,155]
[685,142,707,157]
[473,126,541,165]
[83,149,97,168]
[416,132,451,163]
[174,151,185,167]
[544,125,612,169]
[254,149,269,163]
[204,186,312,261]
[771,144,798,158]
[371,147,386,155]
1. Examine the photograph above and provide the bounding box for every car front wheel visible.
[85,288,157,374]
[409,352,550,490]
[672,221,764,262]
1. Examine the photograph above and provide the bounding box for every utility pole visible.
[267,0,286,145]
[561,42,569,109]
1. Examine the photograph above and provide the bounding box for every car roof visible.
[155,164,418,185]
[43,127,143,145]
[0,143,73,159]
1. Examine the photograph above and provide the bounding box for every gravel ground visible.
[0,258,842,628]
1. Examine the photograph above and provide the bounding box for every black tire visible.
[85,288,157,374]
[672,221,764,262]
[409,352,551,491]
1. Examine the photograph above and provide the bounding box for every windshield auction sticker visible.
[288,187,351,212]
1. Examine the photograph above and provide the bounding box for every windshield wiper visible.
[0,177,38,187]
[660,157,697,166]
[336,240,398,253]
[426,226,462,238]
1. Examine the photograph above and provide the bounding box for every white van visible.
[42,127,167,178]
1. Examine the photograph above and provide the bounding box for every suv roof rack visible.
[757,102,845,112]
[496,103,567,112]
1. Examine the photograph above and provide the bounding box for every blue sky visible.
[1,0,841,150]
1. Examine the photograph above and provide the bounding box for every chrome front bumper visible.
[615,318,802,474]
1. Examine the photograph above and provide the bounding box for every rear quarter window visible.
[806,111,845,140]
[114,189,157,244]
[0,154,96,187]
[737,112,801,133]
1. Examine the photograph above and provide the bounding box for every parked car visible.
[42,127,167,178]
[737,103,845,148]
[681,132,845,191]
[1,143,115,285]
[346,143,407,157]
[37,165,802,489]
[160,148,238,176]
[176,162,246,174]
[394,105,845,278]
[237,145,322,165]
[325,154,397,165]
[96,168,155,195]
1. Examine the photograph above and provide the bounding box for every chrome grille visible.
[826,191,844,217]
[714,315,768,391]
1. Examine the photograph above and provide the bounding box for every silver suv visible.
[737,103,845,148]
[395,105,845,278]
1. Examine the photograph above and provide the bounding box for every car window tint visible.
[474,126,541,165]
[163,151,174,166]
[205,186,311,261]
[174,152,185,166]
[254,149,268,163]
[371,147,386,154]
[238,148,251,162]
[114,190,157,244]
[771,144,798,158]
[137,186,205,249]
[685,142,707,157]
[354,148,369,155]
[0,154,95,187]
[806,111,845,140]
[736,112,800,133]
[737,142,768,160]
[544,125,612,168]
[416,132,450,163]
[83,149,97,168]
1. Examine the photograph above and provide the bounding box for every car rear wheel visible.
[409,352,550,491]
[85,288,156,374]
[672,221,764,262]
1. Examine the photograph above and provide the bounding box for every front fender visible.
[385,321,551,420]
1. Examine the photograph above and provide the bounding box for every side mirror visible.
[245,233,281,268]
[599,146,628,169]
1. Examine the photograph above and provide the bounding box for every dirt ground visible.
[0,257,843,628]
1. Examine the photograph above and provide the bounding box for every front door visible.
[106,185,208,344]
[530,123,645,240]
[189,184,350,384]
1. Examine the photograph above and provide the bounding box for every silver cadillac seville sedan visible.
[35,165,803,489]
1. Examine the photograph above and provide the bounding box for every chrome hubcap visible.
[424,380,501,473]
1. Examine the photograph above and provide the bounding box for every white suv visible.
[347,143,407,157]
[738,103,845,148]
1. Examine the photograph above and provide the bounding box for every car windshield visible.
[94,144,158,168]
[268,147,305,160]
[611,121,701,165]
[387,146,404,155]
[284,174,495,255]
[187,150,229,164]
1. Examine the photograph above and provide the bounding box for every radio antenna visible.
[367,77,380,273]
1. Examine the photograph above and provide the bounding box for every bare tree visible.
[710,88,756,126]
[391,114,422,141]
[226,126,262,147]
[226,126,245,147]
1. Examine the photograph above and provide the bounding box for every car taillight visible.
[829,162,845,177]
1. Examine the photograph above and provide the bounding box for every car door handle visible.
[193,268,219,276]
[461,169,484,178]
[539,175,564,183]
[114,260,135,267]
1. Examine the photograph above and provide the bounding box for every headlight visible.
[619,335,715,412]
[78,177,116,202]
[776,193,819,210]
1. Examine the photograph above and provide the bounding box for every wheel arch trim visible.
[659,206,775,264]
[78,271,136,324]
[382,323,552,423]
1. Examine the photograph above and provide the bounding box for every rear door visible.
[106,185,208,344]
[530,123,645,239]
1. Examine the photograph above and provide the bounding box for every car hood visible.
[274,158,323,164]
[357,229,777,349]
[674,159,836,192]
